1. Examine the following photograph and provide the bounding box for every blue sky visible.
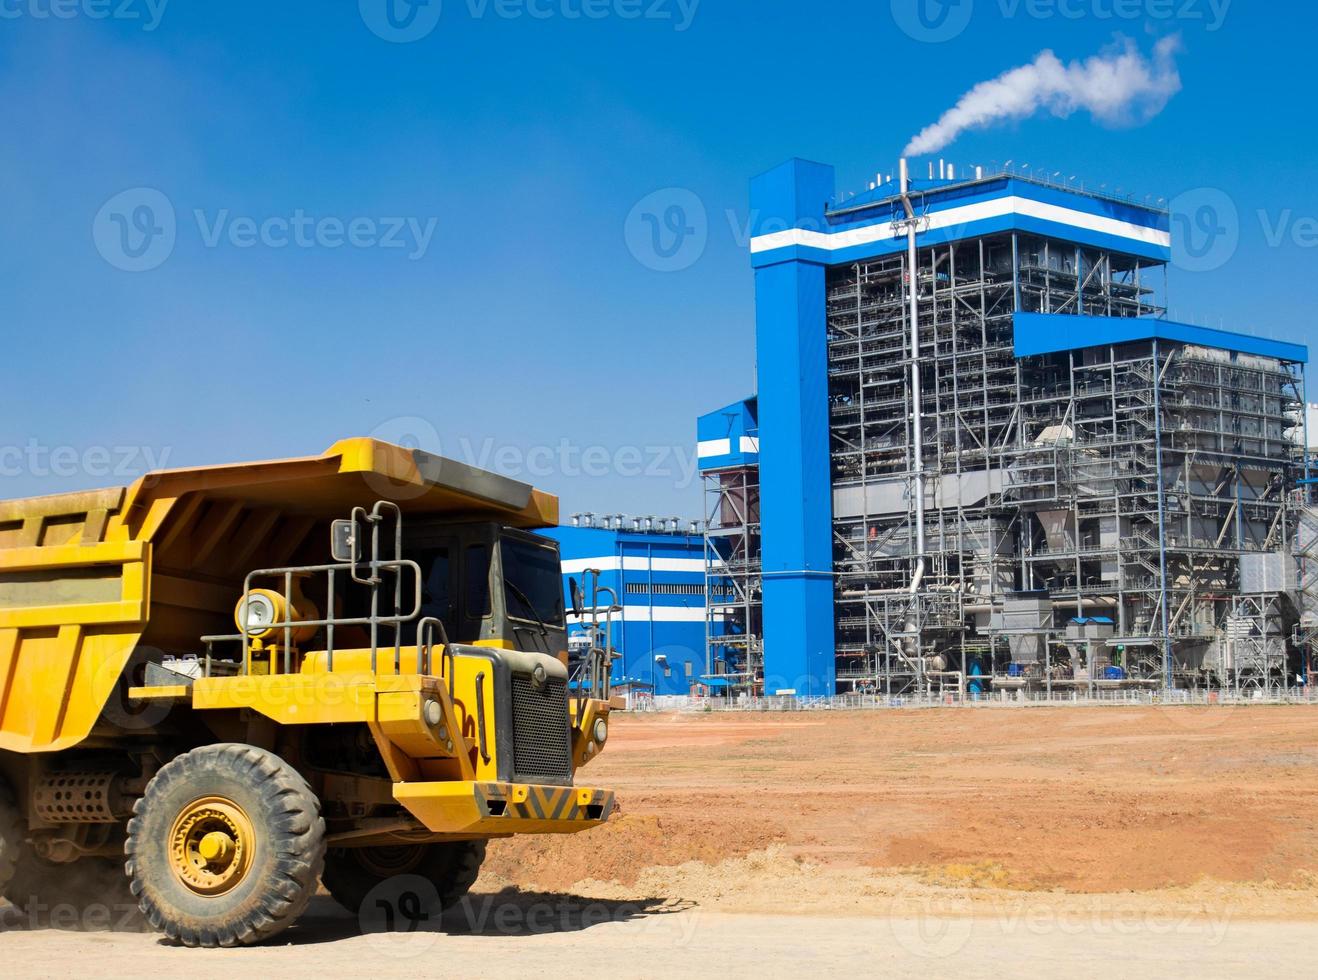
[3,0,1316,518]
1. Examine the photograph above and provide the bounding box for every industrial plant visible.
[700,157,1314,700]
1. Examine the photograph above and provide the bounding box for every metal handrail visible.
[201,499,425,678]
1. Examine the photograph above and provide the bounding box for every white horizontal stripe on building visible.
[698,438,732,458]
[739,435,759,453]
[560,556,707,574]
[749,195,1170,255]
[567,606,712,624]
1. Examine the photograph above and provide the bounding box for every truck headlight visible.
[235,590,279,639]
[593,718,608,745]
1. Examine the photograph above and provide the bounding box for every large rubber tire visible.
[125,743,326,947]
[322,839,486,918]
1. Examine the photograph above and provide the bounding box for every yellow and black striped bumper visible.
[393,780,616,835]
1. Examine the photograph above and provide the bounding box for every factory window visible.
[625,582,648,595]
[652,583,704,595]
[684,661,693,678]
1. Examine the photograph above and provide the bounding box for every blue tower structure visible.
[700,157,1308,696]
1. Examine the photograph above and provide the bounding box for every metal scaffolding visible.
[702,464,763,694]
[824,227,1307,695]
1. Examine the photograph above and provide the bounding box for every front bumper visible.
[394,780,616,835]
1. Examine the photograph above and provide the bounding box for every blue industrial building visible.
[543,519,707,699]
[700,157,1310,698]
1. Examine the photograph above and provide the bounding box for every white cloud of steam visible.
[903,35,1183,157]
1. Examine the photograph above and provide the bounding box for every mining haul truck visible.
[0,439,617,946]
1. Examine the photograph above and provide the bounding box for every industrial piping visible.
[899,158,926,595]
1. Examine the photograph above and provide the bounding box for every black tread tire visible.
[125,743,325,947]
[322,839,486,917]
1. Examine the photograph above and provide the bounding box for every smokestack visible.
[897,158,927,586]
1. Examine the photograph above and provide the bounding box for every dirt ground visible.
[486,705,1318,903]
[6,704,1318,975]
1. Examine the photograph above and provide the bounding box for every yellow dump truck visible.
[0,439,616,946]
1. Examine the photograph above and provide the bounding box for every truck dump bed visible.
[0,438,557,753]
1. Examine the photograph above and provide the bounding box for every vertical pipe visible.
[1152,338,1174,690]
[899,159,927,587]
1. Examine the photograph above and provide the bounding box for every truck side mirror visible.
[569,577,584,618]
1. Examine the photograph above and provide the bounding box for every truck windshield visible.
[501,536,565,629]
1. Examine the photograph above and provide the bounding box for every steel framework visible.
[824,229,1307,695]
[702,464,763,694]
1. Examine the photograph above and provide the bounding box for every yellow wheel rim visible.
[169,796,255,896]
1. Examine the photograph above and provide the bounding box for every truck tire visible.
[322,839,486,917]
[125,743,325,947]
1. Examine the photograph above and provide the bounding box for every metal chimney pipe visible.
[898,159,927,591]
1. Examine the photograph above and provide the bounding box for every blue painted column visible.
[750,159,836,696]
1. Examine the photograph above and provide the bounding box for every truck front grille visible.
[509,673,573,786]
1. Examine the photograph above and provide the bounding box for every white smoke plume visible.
[903,35,1183,157]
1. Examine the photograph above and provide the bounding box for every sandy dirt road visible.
[3,897,1315,979]
[5,705,1318,975]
